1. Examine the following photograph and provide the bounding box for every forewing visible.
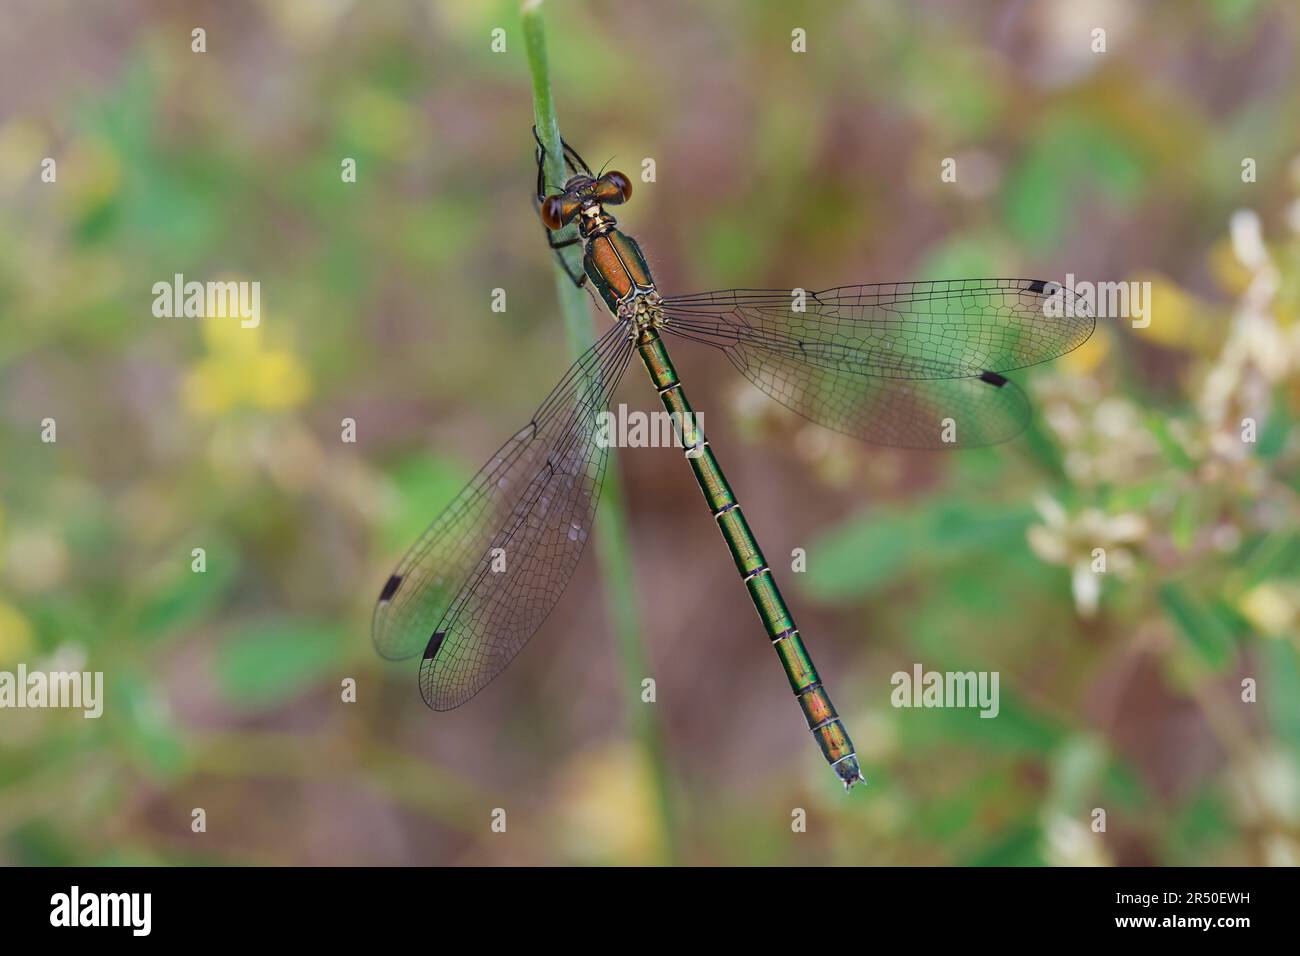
[373,322,634,710]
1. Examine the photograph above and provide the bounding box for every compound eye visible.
[595,171,632,204]
[540,195,566,230]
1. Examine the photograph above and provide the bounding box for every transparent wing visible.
[660,278,1094,449]
[373,321,635,710]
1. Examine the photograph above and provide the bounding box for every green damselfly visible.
[373,131,1095,790]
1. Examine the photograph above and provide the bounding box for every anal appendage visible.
[832,752,867,791]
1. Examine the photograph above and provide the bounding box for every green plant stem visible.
[521,0,679,864]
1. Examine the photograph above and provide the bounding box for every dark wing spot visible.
[379,574,402,602]
[979,371,1008,388]
[1025,279,1048,294]
[424,631,447,660]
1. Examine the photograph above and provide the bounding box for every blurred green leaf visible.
[134,540,239,640]
[1255,391,1291,459]
[917,234,1005,281]
[1103,759,1151,813]
[1146,414,1196,471]
[8,821,80,866]
[381,453,472,553]
[1004,117,1146,248]
[698,219,764,283]
[963,823,1044,866]
[1167,790,1234,862]
[1159,583,1237,667]
[913,769,1006,840]
[1013,415,1067,480]
[1237,533,1300,588]
[1004,147,1067,247]
[804,499,1033,602]
[1170,491,1199,552]
[114,672,187,778]
[896,685,1065,755]
[217,619,349,708]
[1209,0,1265,26]
[1261,638,1300,746]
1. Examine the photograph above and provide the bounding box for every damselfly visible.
[373,131,1095,790]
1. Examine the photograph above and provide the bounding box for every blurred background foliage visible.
[1,0,1299,865]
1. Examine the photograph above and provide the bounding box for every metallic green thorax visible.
[633,323,865,790]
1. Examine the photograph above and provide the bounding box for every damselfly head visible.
[540,171,632,231]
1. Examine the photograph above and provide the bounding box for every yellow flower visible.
[0,600,34,665]
[1209,238,1254,297]
[182,302,311,416]
[1129,273,1214,352]
[549,742,667,864]
[249,349,312,410]
[57,135,121,214]
[0,118,49,190]
[1061,326,1109,375]
[1238,582,1299,637]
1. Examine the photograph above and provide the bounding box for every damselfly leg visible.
[532,125,591,291]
